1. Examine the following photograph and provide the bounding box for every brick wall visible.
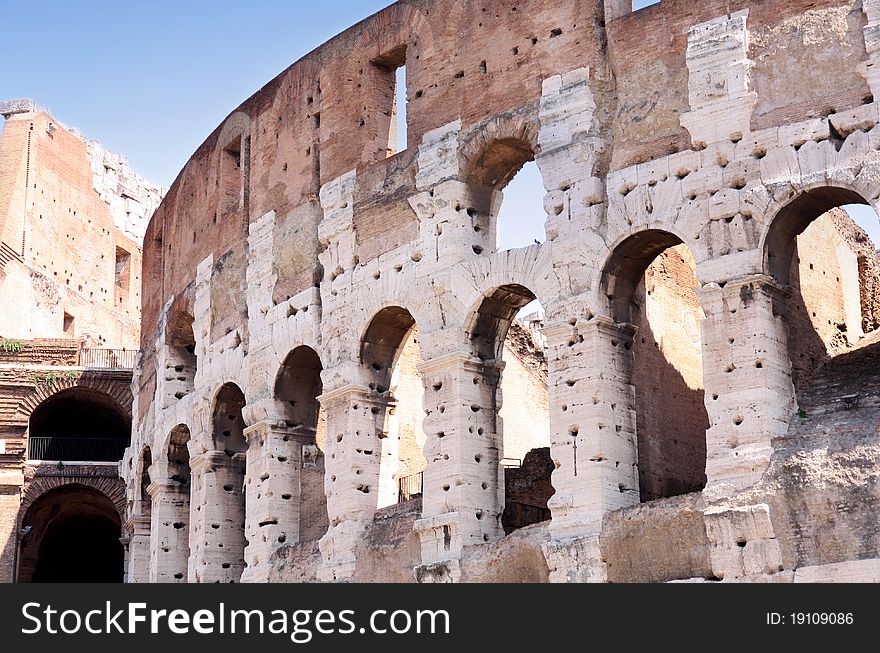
[0,111,155,349]
[632,245,708,501]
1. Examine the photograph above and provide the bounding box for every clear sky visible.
[1,0,877,251]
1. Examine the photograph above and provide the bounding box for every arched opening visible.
[213,383,247,455]
[28,387,131,462]
[159,424,191,582]
[765,188,880,425]
[360,307,426,510]
[274,346,328,542]
[602,230,708,501]
[465,137,540,254]
[470,284,552,534]
[165,311,197,401]
[206,382,247,582]
[139,446,152,522]
[18,485,123,583]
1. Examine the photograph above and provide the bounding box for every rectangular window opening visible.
[373,45,408,157]
[115,246,131,289]
[220,135,243,217]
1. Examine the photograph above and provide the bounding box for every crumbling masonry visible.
[126,0,880,583]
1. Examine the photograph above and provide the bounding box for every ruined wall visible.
[0,108,161,348]
[0,102,160,583]
[787,209,880,396]
[126,0,880,584]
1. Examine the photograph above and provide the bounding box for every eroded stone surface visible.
[122,0,880,583]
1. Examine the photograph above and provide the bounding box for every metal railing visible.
[27,436,129,462]
[398,472,424,503]
[78,348,137,369]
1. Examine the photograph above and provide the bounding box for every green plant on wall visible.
[30,371,72,389]
[0,339,25,354]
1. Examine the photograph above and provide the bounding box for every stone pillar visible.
[189,450,247,583]
[241,419,305,583]
[125,516,151,583]
[147,480,189,582]
[697,275,795,496]
[317,384,389,581]
[541,317,638,583]
[414,353,504,582]
[545,317,639,537]
[120,533,130,584]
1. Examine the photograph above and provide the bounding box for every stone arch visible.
[20,476,126,522]
[148,423,193,583]
[191,381,248,583]
[600,228,709,501]
[273,345,328,543]
[17,483,125,583]
[137,445,152,514]
[457,115,544,255]
[25,385,132,463]
[346,289,435,365]
[466,284,538,361]
[455,247,561,331]
[351,2,436,56]
[359,305,427,508]
[216,111,251,226]
[167,424,192,485]
[460,115,540,190]
[761,183,880,400]
[218,111,252,151]
[163,309,198,402]
[464,281,553,533]
[17,374,132,425]
[275,345,324,435]
[762,185,875,285]
[211,382,248,454]
[600,228,689,322]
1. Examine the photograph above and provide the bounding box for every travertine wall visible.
[126,0,880,584]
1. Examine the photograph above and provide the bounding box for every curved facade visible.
[127,0,880,583]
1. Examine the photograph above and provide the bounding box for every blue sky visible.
[1,0,877,250]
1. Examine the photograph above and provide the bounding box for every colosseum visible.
[15,0,878,584]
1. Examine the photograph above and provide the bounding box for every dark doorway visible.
[33,514,123,582]
[18,485,123,583]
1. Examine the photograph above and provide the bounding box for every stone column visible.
[697,275,795,496]
[545,317,639,536]
[120,533,130,584]
[414,353,504,582]
[147,479,189,582]
[317,384,390,581]
[541,317,638,583]
[189,450,247,583]
[125,515,151,584]
[241,419,306,583]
